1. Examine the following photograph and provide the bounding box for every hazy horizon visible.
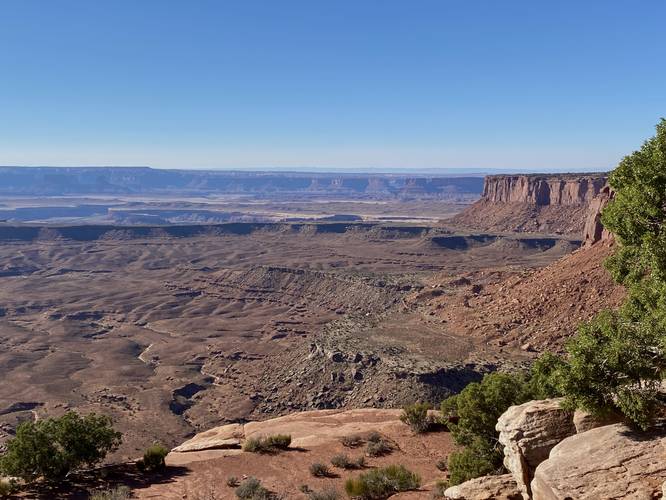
[0,164,608,176]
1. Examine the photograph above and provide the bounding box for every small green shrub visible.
[308,487,341,500]
[330,453,364,469]
[399,403,432,433]
[344,465,421,499]
[365,437,392,457]
[309,462,334,477]
[446,437,503,486]
[265,434,291,449]
[340,434,363,448]
[235,477,271,499]
[137,444,168,472]
[89,486,131,500]
[242,434,292,453]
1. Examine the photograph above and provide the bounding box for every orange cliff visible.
[450,173,608,235]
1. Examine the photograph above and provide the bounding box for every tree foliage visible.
[560,119,666,429]
[440,360,562,485]
[0,411,121,482]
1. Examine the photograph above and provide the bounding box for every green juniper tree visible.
[559,119,666,429]
[0,411,121,482]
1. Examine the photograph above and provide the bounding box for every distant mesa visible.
[0,166,483,199]
[450,172,609,236]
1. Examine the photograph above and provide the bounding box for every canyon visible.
[0,169,626,499]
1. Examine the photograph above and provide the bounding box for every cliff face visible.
[583,185,614,246]
[482,174,607,206]
[451,173,608,236]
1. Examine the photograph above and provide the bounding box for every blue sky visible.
[0,1,664,171]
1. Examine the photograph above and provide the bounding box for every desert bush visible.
[235,477,271,499]
[366,439,392,458]
[440,372,532,447]
[309,462,334,477]
[89,486,131,500]
[399,402,432,433]
[344,464,421,499]
[308,487,340,500]
[264,434,291,449]
[340,434,363,448]
[446,437,503,486]
[242,434,291,453]
[137,443,168,473]
[0,411,121,482]
[330,453,364,470]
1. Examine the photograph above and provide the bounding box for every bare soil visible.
[0,221,578,461]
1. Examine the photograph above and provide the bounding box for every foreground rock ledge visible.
[496,398,576,498]
[532,423,666,499]
[444,473,522,500]
[168,408,405,465]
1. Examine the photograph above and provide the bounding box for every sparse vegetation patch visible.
[344,464,421,499]
[331,453,365,470]
[242,434,292,454]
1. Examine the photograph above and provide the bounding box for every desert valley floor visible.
[0,219,581,460]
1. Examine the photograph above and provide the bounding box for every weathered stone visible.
[583,185,614,247]
[496,398,575,499]
[573,409,623,434]
[444,474,522,500]
[171,423,243,452]
[531,423,666,499]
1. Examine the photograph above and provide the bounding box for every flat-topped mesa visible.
[450,173,609,236]
[482,174,608,206]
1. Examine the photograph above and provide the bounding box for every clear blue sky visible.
[0,1,664,171]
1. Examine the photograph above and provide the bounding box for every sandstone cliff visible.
[451,173,608,235]
[481,174,607,206]
[582,185,614,246]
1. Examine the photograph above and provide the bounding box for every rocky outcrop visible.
[531,423,666,499]
[582,185,614,246]
[171,423,243,452]
[168,408,406,464]
[450,173,608,235]
[496,399,576,498]
[444,474,522,500]
[572,409,623,434]
[482,174,607,206]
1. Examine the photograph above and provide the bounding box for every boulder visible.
[444,474,522,500]
[572,409,623,434]
[531,423,666,499]
[496,399,575,499]
[171,423,243,452]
